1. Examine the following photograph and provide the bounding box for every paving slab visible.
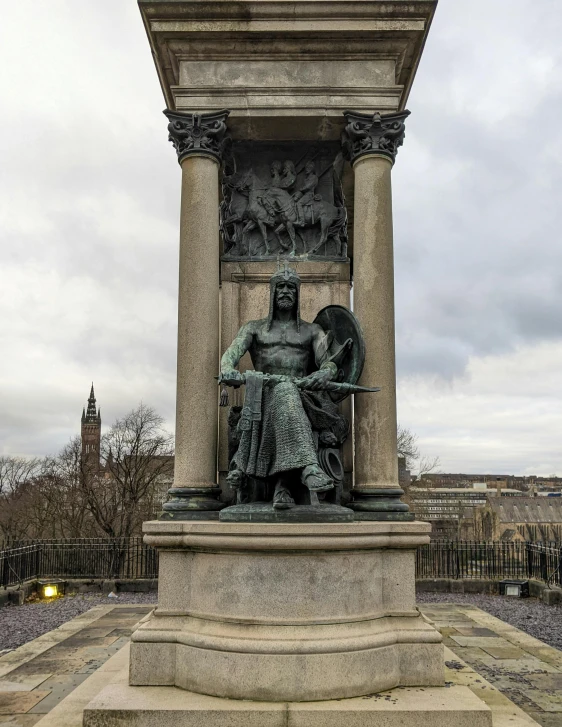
[0,606,152,725]
[0,608,113,679]
[455,627,501,637]
[0,601,556,727]
[481,646,528,660]
[528,712,562,727]
[422,603,562,726]
[0,677,51,694]
[0,715,44,726]
[0,693,50,715]
[519,690,562,713]
[450,636,509,648]
[27,676,90,714]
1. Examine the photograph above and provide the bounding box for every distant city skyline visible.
[1,1,561,475]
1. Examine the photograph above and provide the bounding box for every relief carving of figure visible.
[294,160,320,226]
[220,152,348,260]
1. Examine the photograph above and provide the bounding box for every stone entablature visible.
[138,0,436,140]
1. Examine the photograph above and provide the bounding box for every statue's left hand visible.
[298,368,333,391]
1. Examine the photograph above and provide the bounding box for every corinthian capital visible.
[342,110,410,165]
[164,109,231,164]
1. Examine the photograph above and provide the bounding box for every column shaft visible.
[162,154,223,518]
[351,154,411,519]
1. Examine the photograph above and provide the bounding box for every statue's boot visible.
[301,464,334,494]
[273,482,296,510]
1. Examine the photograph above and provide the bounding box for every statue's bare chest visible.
[249,323,314,376]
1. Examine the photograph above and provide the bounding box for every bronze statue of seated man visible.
[219,265,350,510]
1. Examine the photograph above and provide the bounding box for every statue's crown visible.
[270,260,300,287]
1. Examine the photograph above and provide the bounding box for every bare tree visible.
[397,424,420,470]
[396,425,441,482]
[80,404,174,539]
[40,438,98,538]
[417,455,442,481]
[0,456,43,543]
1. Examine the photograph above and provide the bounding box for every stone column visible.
[343,110,413,520]
[161,110,230,520]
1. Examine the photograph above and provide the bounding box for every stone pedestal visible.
[83,521,492,727]
[129,520,443,701]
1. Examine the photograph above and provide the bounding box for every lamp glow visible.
[43,585,58,598]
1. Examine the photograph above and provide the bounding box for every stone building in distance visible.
[474,497,562,542]
[409,485,524,540]
[423,472,562,494]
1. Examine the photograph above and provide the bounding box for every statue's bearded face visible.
[275,282,297,311]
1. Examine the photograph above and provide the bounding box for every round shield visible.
[313,305,366,402]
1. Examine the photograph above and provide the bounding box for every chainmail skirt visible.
[234,381,318,478]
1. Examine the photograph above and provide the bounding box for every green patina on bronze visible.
[218,264,377,521]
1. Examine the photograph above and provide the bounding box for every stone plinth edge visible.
[142,519,432,550]
[84,682,492,727]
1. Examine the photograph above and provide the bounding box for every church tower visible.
[81,383,101,468]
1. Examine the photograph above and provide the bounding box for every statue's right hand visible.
[220,370,244,387]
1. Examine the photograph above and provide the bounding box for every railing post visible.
[540,549,548,582]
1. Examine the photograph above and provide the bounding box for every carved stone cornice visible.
[164,109,231,164]
[342,110,410,165]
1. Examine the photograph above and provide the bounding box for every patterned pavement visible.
[0,605,152,726]
[0,601,560,726]
[424,602,562,727]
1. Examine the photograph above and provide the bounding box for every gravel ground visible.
[417,592,562,651]
[0,591,157,652]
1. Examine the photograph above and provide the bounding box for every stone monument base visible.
[84,681,492,727]
[132,520,443,701]
[82,519,493,727]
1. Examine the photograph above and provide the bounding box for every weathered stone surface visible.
[138,1,437,141]
[0,691,50,714]
[160,154,224,519]
[134,520,441,701]
[350,153,408,517]
[83,682,492,727]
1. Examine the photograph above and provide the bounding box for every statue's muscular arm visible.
[220,322,255,384]
[298,324,338,391]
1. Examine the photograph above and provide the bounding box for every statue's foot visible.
[301,464,334,493]
[273,484,296,510]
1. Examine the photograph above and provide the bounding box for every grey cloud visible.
[1,0,562,474]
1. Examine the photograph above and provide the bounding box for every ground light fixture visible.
[37,579,66,599]
[499,579,530,598]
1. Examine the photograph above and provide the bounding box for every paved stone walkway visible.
[424,602,562,727]
[0,601,560,726]
[0,605,152,726]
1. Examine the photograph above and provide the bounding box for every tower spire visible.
[85,383,98,423]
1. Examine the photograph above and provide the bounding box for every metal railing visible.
[416,540,562,586]
[0,538,158,588]
[1,538,561,590]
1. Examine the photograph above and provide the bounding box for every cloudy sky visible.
[1,1,561,475]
